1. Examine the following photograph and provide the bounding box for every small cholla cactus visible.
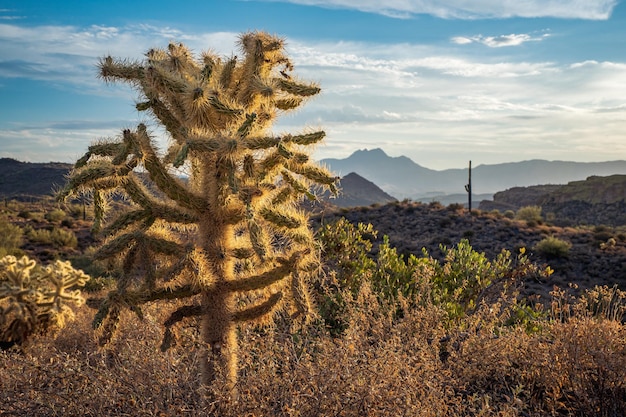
[0,255,88,347]
[59,31,337,394]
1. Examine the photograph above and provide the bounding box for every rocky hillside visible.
[0,158,72,198]
[0,159,397,209]
[480,175,626,226]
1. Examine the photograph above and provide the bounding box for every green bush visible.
[26,228,54,245]
[317,219,377,335]
[317,219,552,332]
[534,236,571,258]
[44,209,66,223]
[503,210,515,219]
[515,205,543,223]
[0,218,23,256]
[51,228,78,248]
[318,218,377,293]
[27,227,78,248]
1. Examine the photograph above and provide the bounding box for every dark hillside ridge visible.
[0,158,72,198]
[322,172,397,208]
[321,148,626,200]
[0,159,395,209]
[479,175,626,226]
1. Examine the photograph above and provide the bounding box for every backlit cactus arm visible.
[127,126,206,211]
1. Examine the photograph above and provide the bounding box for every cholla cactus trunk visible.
[60,32,337,393]
[197,165,239,388]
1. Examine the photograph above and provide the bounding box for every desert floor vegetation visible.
[2,204,626,416]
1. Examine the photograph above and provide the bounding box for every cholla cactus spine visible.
[60,31,337,393]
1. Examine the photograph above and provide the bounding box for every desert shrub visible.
[44,209,66,223]
[579,285,626,321]
[317,219,432,334]
[515,205,542,223]
[17,210,31,219]
[525,219,538,227]
[427,242,550,325]
[318,218,377,293]
[317,219,378,335]
[503,209,515,219]
[371,236,425,304]
[318,219,551,332]
[428,201,444,210]
[0,218,23,257]
[66,202,87,220]
[26,228,53,245]
[26,227,77,248]
[50,228,77,248]
[534,236,571,259]
[0,255,88,346]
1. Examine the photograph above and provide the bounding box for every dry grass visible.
[2,284,626,416]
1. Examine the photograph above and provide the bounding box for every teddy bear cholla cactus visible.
[60,31,337,391]
[0,255,88,346]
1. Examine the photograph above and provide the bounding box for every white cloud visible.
[275,38,626,167]
[256,0,618,19]
[451,36,473,45]
[2,23,626,169]
[451,33,550,47]
[0,23,240,90]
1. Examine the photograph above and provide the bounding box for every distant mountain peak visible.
[348,148,412,162]
[347,148,389,161]
[351,147,387,156]
[321,148,626,201]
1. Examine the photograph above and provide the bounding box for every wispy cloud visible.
[278,37,626,165]
[0,8,24,20]
[2,23,626,168]
[254,0,618,19]
[0,23,238,89]
[451,32,550,48]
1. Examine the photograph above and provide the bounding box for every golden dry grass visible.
[2,284,626,416]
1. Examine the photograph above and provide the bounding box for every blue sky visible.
[1,0,625,169]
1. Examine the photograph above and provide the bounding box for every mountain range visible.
[321,148,626,202]
[3,152,626,210]
[0,158,395,208]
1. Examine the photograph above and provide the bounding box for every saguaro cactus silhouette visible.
[60,32,336,392]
